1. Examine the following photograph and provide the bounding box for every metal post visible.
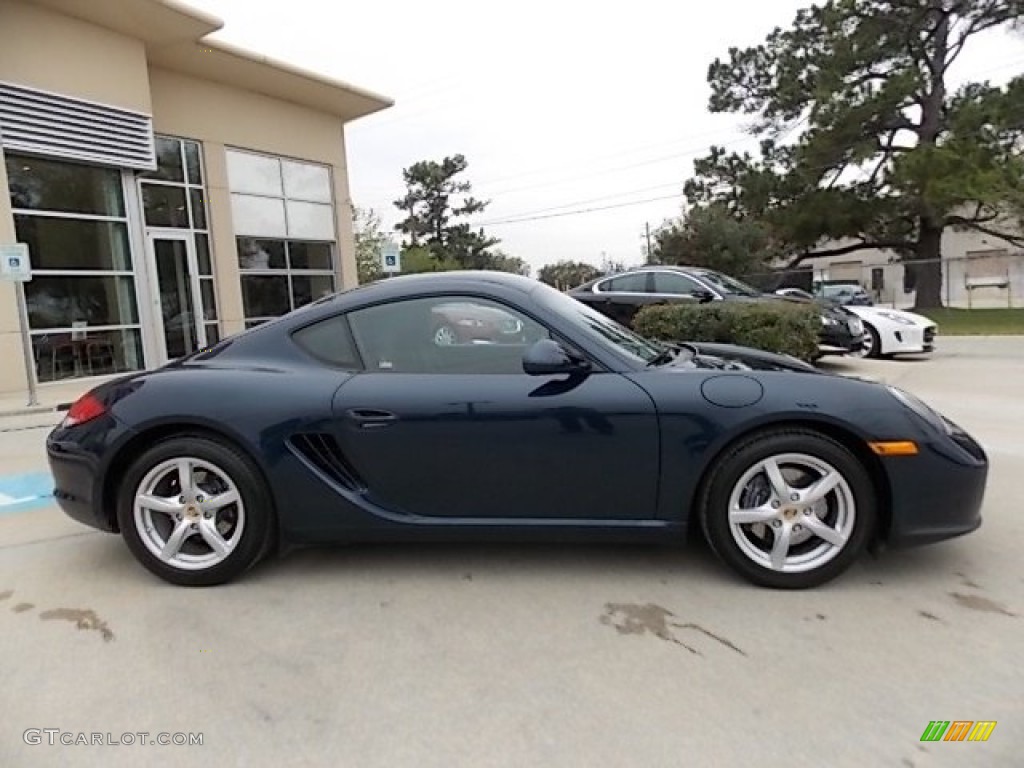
[15,281,38,406]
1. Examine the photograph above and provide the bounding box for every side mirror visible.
[690,289,716,303]
[522,339,591,376]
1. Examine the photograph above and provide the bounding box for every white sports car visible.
[775,289,937,358]
[843,305,936,358]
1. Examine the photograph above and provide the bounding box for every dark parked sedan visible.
[47,271,987,589]
[568,265,865,357]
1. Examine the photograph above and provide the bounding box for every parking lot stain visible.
[949,592,1016,617]
[12,602,33,613]
[39,608,115,642]
[917,610,942,622]
[0,589,12,601]
[600,603,746,656]
[955,571,982,589]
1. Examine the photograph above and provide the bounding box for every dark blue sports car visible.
[46,272,988,589]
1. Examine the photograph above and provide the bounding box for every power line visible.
[476,193,684,227]
[473,181,687,221]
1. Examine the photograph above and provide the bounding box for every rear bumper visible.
[884,430,988,547]
[45,416,129,533]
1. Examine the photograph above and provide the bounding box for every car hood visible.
[844,305,932,326]
[662,342,821,373]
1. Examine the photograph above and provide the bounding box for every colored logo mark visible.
[920,721,997,742]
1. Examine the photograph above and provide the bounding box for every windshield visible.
[533,284,663,364]
[693,269,761,297]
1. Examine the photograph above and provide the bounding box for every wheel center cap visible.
[185,504,200,520]
[782,507,799,520]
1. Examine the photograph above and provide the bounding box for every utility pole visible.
[644,222,653,264]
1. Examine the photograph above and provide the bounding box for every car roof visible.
[573,264,712,290]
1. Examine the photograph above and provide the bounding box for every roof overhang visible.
[25,0,393,121]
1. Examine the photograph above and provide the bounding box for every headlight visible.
[821,315,838,326]
[887,386,953,434]
[876,311,916,326]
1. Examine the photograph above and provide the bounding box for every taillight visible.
[62,393,107,427]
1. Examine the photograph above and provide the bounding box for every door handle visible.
[346,408,398,429]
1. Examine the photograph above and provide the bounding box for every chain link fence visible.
[744,250,1024,309]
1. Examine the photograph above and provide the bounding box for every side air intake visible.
[289,433,365,492]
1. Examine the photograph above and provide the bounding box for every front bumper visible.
[817,323,861,354]
[884,324,936,354]
[884,428,987,547]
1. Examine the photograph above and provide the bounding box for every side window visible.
[653,272,703,295]
[292,315,361,368]
[347,296,551,374]
[600,273,650,293]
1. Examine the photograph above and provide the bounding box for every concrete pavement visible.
[0,337,1021,767]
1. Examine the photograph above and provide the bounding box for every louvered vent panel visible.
[290,433,366,492]
[0,82,155,169]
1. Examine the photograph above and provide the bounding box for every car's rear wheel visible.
[117,436,274,586]
[433,324,458,346]
[700,429,876,589]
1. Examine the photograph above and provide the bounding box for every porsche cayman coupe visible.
[47,272,987,588]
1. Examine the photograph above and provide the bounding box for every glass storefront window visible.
[6,155,124,216]
[7,152,144,384]
[31,328,144,382]
[142,137,185,183]
[195,233,212,275]
[288,241,333,270]
[142,185,189,228]
[14,215,132,271]
[236,237,336,325]
[241,275,290,318]
[25,275,139,329]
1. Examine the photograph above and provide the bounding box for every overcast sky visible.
[188,0,1024,274]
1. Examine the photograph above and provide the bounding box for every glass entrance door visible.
[147,233,207,363]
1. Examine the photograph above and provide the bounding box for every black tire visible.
[699,429,876,589]
[116,435,275,586]
[862,323,881,358]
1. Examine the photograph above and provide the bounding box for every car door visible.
[307,294,660,522]
[588,272,660,326]
[650,271,713,302]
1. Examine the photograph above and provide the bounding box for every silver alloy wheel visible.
[727,452,856,573]
[133,457,245,571]
[434,325,457,345]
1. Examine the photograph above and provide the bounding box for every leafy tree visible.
[484,250,532,276]
[652,204,778,276]
[393,154,500,268]
[352,206,387,284]
[537,260,604,290]
[400,245,460,274]
[685,0,1024,308]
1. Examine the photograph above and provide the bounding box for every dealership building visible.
[0,0,392,397]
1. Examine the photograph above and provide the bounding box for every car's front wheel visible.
[700,429,876,589]
[117,435,274,586]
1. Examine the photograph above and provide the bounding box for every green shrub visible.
[633,301,821,361]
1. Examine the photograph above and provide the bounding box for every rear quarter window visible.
[292,315,361,369]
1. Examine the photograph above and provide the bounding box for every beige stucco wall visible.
[0,17,366,397]
[148,67,358,337]
[0,0,152,113]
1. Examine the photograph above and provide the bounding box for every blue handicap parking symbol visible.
[0,472,55,515]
